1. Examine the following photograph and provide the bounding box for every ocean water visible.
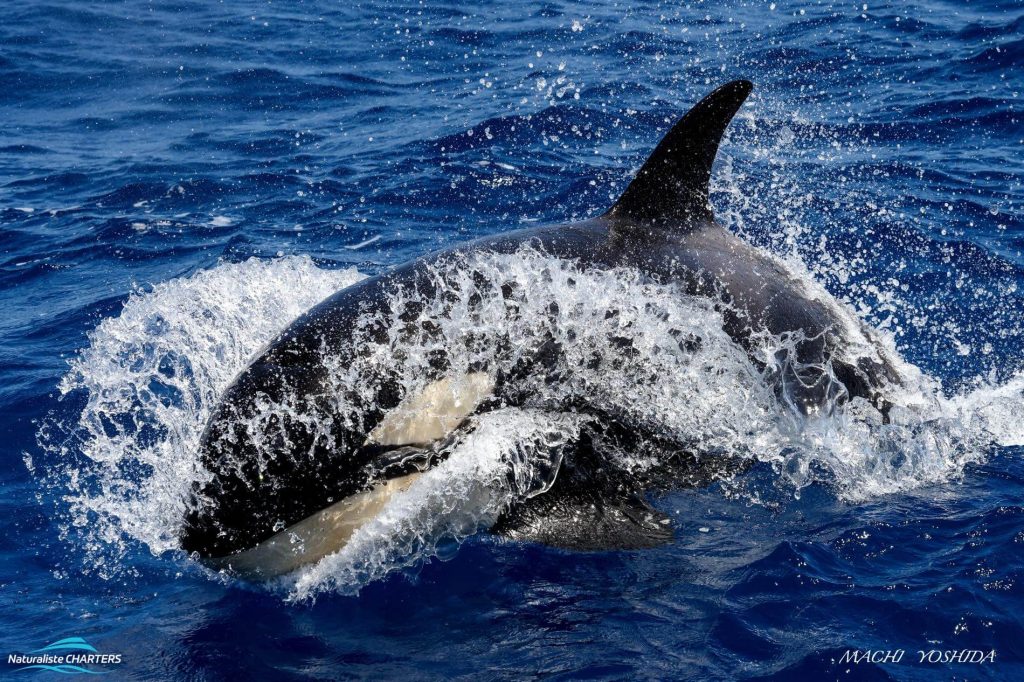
[2,0,1023,679]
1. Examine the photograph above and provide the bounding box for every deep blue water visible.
[2,1,1023,679]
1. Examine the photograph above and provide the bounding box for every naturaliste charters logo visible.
[7,637,123,675]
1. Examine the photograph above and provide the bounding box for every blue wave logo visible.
[30,638,97,655]
[7,638,121,675]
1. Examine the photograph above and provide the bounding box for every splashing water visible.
[291,408,584,599]
[39,247,1024,597]
[38,257,363,576]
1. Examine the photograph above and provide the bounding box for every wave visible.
[38,256,362,576]
[37,249,1024,597]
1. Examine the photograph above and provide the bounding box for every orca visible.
[180,79,902,576]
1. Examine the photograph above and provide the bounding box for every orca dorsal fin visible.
[607,79,752,228]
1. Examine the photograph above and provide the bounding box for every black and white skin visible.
[180,80,903,577]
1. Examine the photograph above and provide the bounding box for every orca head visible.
[180,365,493,577]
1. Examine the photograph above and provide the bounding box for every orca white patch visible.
[367,372,494,447]
[209,472,421,578]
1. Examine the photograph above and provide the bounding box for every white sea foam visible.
[291,408,583,599]
[40,256,362,576]
[39,249,1024,596]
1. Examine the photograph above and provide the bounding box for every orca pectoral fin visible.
[492,486,673,551]
[488,417,752,552]
[491,428,674,551]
